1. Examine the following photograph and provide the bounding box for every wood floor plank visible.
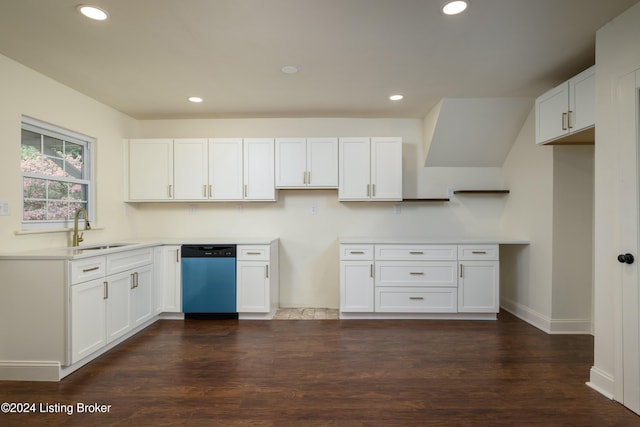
[1,312,638,426]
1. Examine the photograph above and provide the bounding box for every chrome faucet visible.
[72,207,91,246]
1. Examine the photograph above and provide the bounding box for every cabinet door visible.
[569,66,595,133]
[371,137,402,200]
[275,138,306,188]
[244,138,275,200]
[535,83,569,144]
[307,137,338,188]
[173,138,208,200]
[340,261,374,312]
[157,245,182,313]
[131,265,154,327]
[338,137,371,200]
[209,138,244,200]
[458,261,499,313]
[71,278,106,364]
[105,271,132,343]
[128,139,174,200]
[236,261,270,312]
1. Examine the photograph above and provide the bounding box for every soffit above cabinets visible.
[423,98,533,167]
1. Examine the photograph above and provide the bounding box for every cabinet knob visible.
[618,253,635,264]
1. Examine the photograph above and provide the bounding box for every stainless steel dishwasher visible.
[181,244,237,319]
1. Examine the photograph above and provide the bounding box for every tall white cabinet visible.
[338,137,402,201]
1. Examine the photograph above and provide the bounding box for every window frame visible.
[20,116,94,231]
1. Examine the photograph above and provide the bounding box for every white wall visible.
[0,54,138,252]
[592,1,640,400]
[500,109,554,323]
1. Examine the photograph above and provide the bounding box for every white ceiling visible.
[0,0,637,120]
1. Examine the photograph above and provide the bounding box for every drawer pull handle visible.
[82,266,100,273]
[409,272,425,275]
[472,251,487,254]
[246,251,262,255]
[104,281,108,300]
[409,296,424,300]
[409,251,424,255]
[350,251,365,254]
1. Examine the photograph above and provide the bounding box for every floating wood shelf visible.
[453,190,510,195]
[401,198,450,202]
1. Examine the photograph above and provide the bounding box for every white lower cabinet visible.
[154,245,182,312]
[70,248,154,364]
[71,278,107,363]
[340,261,375,312]
[339,243,499,318]
[236,243,279,317]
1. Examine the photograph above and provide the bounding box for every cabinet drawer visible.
[457,245,499,261]
[375,287,457,313]
[375,245,457,261]
[70,256,107,285]
[106,248,153,275]
[375,261,457,287]
[340,245,374,260]
[237,245,270,261]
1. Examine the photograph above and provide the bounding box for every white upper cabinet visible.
[209,138,244,201]
[339,137,402,201]
[243,138,276,201]
[275,137,338,188]
[128,139,174,200]
[535,65,595,144]
[173,139,208,200]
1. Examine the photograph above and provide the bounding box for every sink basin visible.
[75,243,135,251]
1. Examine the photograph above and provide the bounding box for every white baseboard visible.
[587,366,616,400]
[0,360,61,381]
[500,298,592,335]
[339,312,497,320]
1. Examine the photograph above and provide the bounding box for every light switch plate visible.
[0,200,9,216]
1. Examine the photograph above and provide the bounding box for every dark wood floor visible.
[1,312,639,426]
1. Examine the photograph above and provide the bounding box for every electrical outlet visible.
[311,204,318,215]
[0,200,10,216]
[447,188,454,197]
[189,205,198,215]
[392,205,401,215]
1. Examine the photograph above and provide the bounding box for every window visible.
[20,117,93,229]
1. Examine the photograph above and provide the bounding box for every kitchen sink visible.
[76,243,135,251]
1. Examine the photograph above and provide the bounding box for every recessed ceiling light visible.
[389,95,404,101]
[77,5,109,21]
[281,65,299,74]
[442,0,468,15]
[188,97,203,103]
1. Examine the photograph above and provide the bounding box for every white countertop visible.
[0,238,279,260]
[339,237,530,245]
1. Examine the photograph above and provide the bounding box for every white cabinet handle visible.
[568,110,574,129]
[168,185,172,198]
[247,251,261,255]
[131,273,136,289]
[562,112,568,131]
[208,185,212,198]
[265,265,269,278]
